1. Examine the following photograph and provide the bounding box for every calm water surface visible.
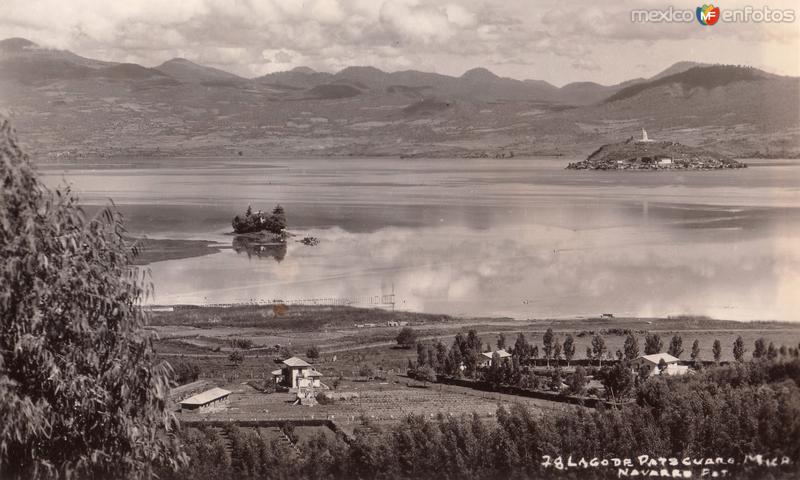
[39,157,800,321]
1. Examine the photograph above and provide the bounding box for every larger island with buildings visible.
[567,129,748,171]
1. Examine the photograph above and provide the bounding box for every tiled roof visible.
[481,349,512,359]
[282,356,312,367]
[638,353,679,365]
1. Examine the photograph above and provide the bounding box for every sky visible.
[1,0,798,86]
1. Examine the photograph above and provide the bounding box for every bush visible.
[229,350,245,366]
[358,364,375,378]
[230,338,254,350]
[396,327,418,348]
[306,345,320,359]
[414,365,437,385]
[567,366,588,395]
[280,422,298,444]
[171,361,201,385]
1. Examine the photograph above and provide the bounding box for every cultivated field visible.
[157,305,800,429]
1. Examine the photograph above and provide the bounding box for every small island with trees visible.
[567,129,747,171]
[232,204,287,236]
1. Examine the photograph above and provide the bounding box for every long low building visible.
[179,387,231,412]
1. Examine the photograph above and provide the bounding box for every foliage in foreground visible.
[0,120,184,479]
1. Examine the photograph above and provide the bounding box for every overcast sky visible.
[1,0,798,86]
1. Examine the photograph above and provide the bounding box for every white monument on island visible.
[639,128,653,143]
[639,128,654,143]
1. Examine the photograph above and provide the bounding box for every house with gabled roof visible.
[479,349,512,367]
[633,353,688,376]
[271,356,324,389]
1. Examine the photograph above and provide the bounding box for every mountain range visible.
[1,37,798,159]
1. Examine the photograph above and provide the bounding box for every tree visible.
[306,345,320,359]
[435,341,448,373]
[767,342,778,361]
[712,339,722,363]
[601,363,634,402]
[496,333,506,350]
[667,335,683,358]
[753,338,766,359]
[623,333,640,361]
[562,335,575,366]
[548,368,563,392]
[513,333,530,361]
[171,361,201,385]
[487,352,503,386]
[657,358,668,374]
[591,334,606,367]
[733,336,746,362]
[644,333,663,355]
[542,328,555,367]
[416,342,427,367]
[0,121,184,478]
[414,365,437,386]
[567,366,588,395]
[229,350,245,366]
[396,327,418,349]
[690,340,701,364]
[552,341,562,365]
[271,204,287,231]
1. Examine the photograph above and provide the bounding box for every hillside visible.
[605,65,771,103]
[155,58,246,86]
[0,38,798,160]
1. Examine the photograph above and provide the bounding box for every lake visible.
[39,157,800,321]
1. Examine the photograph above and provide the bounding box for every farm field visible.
[178,378,568,425]
[160,305,800,431]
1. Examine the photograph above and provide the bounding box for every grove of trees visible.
[231,205,287,234]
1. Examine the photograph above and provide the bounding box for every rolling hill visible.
[155,58,246,86]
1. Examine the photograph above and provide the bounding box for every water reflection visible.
[148,216,800,322]
[231,235,287,262]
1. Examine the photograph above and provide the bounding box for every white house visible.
[271,356,324,389]
[633,353,688,376]
[479,349,512,367]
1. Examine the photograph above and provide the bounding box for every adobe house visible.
[271,356,324,389]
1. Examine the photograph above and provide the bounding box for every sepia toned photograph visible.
[1,1,799,479]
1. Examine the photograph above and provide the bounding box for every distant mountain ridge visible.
[0,38,736,105]
[1,37,797,160]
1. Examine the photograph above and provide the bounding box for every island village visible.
[567,129,748,170]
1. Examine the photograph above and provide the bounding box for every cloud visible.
[0,0,797,84]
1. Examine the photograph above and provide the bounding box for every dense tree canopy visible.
[0,120,184,478]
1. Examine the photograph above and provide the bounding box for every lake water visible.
[39,157,800,321]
